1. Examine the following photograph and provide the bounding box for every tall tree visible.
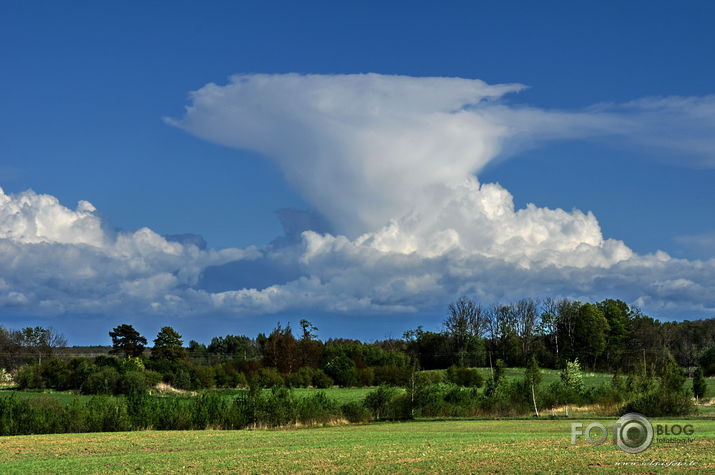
[514,298,540,360]
[262,323,301,373]
[598,299,631,370]
[692,366,707,403]
[109,324,147,358]
[524,355,542,417]
[151,326,187,361]
[574,303,609,369]
[18,326,67,364]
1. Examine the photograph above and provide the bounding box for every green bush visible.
[418,370,444,385]
[285,367,313,388]
[357,367,375,386]
[341,401,371,423]
[446,366,483,387]
[81,367,120,395]
[297,392,341,425]
[116,371,148,396]
[85,396,131,432]
[15,365,44,389]
[325,355,357,387]
[363,386,410,420]
[373,365,409,386]
[144,370,163,388]
[312,369,333,388]
[256,368,284,388]
[256,387,297,427]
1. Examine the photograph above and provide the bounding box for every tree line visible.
[3,296,715,396]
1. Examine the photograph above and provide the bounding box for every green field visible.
[0,419,713,472]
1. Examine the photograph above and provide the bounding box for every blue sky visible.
[1,1,714,344]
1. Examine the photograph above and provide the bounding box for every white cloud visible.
[2,74,715,321]
[0,188,255,316]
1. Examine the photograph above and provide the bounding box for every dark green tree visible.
[109,324,147,358]
[574,303,609,369]
[692,367,707,402]
[151,326,187,362]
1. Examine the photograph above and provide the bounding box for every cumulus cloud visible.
[2,73,715,320]
[0,188,254,315]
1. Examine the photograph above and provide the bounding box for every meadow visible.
[0,419,713,473]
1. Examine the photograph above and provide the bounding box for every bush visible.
[81,367,120,395]
[312,369,333,388]
[325,355,357,387]
[15,365,44,389]
[40,360,71,390]
[620,388,694,417]
[256,368,284,388]
[120,357,145,373]
[256,387,297,427]
[446,366,483,388]
[418,370,444,385]
[116,371,148,396]
[191,365,216,389]
[85,396,131,432]
[363,386,410,420]
[144,370,163,388]
[357,367,375,386]
[341,401,371,423]
[297,392,341,425]
[373,365,409,386]
[286,367,313,388]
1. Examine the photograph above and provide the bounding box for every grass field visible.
[0,419,713,473]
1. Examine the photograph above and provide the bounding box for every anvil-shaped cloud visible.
[1,74,714,320]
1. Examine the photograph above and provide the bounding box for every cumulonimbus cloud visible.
[1,73,714,320]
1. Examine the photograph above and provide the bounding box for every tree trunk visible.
[531,383,539,418]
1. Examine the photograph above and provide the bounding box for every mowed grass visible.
[0,419,713,473]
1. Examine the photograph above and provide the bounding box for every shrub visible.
[256,368,284,388]
[286,367,312,388]
[94,355,121,369]
[312,369,333,389]
[341,401,371,423]
[116,371,148,396]
[297,392,341,425]
[0,368,11,385]
[191,365,216,389]
[256,387,297,427]
[693,367,707,401]
[120,357,145,373]
[325,354,357,387]
[144,370,163,388]
[446,366,483,388]
[363,385,408,420]
[560,359,585,393]
[357,367,375,386]
[67,358,95,389]
[373,365,409,386]
[81,367,120,395]
[85,396,132,432]
[418,370,444,385]
[192,391,229,429]
[40,359,71,390]
[15,365,44,390]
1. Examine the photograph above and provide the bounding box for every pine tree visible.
[693,367,707,403]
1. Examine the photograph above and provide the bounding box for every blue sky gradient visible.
[1,1,714,344]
